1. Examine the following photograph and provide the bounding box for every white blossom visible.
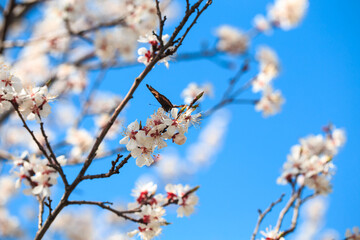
[216,25,249,54]
[13,152,61,197]
[19,86,55,122]
[268,0,309,30]
[128,205,166,240]
[255,86,284,117]
[165,184,199,217]
[260,226,284,240]
[137,34,172,68]
[120,105,202,167]
[277,126,346,194]
[252,46,280,93]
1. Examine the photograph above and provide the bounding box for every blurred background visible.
[2,0,360,239]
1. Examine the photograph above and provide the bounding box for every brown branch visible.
[251,194,285,240]
[172,0,213,53]
[66,200,140,222]
[81,153,130,180]
[12,103,52,162]
[40,122,69,187]
[154,0,166,48]
[44,197,53,216]
[0,0,15,53]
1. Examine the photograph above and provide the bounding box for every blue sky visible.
[4,0,360,239]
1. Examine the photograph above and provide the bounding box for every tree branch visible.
[66,200,140,223]
[275,187,303,233]
[37,196,45,230]
[40,122,69,187]
[251,193,285,240]
[81,153,130,180]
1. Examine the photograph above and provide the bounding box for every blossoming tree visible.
[0,0,357,239]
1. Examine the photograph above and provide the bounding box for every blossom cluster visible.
[0,64,54,122]
[120,106,201,167]
[277,126,346,194]
[127,182,198,240]
[253,47,284,117]
[254,0,309,32]
[12,152,66,197]
[138,34,172,68]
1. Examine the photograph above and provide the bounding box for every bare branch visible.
[275,187,303,233]
[172,0,213,53]
[155,0,166,47]
[251,194,285,240]
[281,197,302,237]
[81,153,130,180]
[40,122,69,187]
[0,0,15,53]
[11,102,52,162]
[37,196,45,230]
[44,197,53,216]
[66,200,140,223]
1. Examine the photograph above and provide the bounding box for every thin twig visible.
[281,196,302,237]
[275,187,303,233]
[81,153,130,180]
[12,103,52,162]
[172,0,212,53]
[154,0,166,48]
[251,194,285,240]
[37,196,45,229]
[40,122,69,187]
[66,200,140,222]
[44,197,53,216]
